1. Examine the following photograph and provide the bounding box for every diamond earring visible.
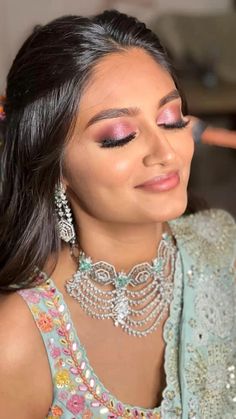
[54,183,76,244]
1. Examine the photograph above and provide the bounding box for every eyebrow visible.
[85,89,180,129]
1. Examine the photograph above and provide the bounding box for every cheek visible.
[187,137,195,164]
[107,158,134,185]
[170,133,194,184]
[181,137,194,182]
[64,144,137,190]
[176,133,194,165]
[92,155,136,187]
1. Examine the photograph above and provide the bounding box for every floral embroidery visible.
[37,312,54,332]
[49,405,63,417]
[170,209,236,419]
[17,270,183,418]
[50,344,62,359]
[185,342,236,417]
[161,252,183,418]
[18,209,235,418]
[51,405,63,415]
[19,275,171,417]
[58,390,69,401]
[18,289,41,304]
[55,369,71,387]
[170,209,236,270]
[66,394,85,414]
[194,273,234,339]
[82,408,93,419]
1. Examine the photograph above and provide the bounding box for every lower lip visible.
[137,172,180,192]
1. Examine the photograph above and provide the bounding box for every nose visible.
[142,128,176,167]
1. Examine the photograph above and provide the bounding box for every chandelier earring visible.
[54,183,76,245]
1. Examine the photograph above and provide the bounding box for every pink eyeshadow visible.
[95,122,135,140]
[157,105,182,125]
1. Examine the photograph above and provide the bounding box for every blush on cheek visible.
[100,158,133,186]
[115,159,131,172]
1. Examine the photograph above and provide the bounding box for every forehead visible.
[79,48,175,115]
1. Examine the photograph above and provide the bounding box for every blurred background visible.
[0,0,235,216]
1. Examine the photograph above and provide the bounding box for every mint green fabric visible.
[19,209,236,418]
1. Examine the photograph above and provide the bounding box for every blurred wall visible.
[0,0,103,92]
[0,0,232,92]
[157,0,231,13]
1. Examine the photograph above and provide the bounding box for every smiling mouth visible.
[135,171,180,192]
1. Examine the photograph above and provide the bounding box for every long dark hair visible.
[0,10,186,291]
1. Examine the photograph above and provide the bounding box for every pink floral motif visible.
[63,348,71,356]
[116,402,124,414]
[102,392,109,401]
[42,288,56,299]
[50,345,61,359]
[58,390,69,401]
[58,327,66,336]
[19,278,163,419]
[66,394,85,414]
[20,289,40,304]
[49,308,59,318]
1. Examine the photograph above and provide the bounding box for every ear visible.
[60,171,69,189]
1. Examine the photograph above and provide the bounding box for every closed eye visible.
[158,119,190,129]
[99,119,190,149]
[100,132,136,148]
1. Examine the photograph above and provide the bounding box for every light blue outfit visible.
[18,209,236,418]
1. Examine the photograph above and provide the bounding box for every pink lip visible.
[136,171,180,192]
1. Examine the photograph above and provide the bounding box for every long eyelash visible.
[100,119,189,149]
[160,119,190,130]
[100,133,136,148]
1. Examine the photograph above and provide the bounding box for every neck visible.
[74,214,166,273]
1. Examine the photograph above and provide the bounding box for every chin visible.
[165,202,187,221]
[151,192,188,223]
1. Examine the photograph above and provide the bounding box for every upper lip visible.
[135,171,179,187]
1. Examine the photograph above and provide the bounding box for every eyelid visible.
[157,103,185,123]
[99,118,190,149]
[100,132,136,148]
[158,119,190,129]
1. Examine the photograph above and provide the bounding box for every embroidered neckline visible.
[37,250,183,417]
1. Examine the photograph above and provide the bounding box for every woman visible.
[0,10,235,419]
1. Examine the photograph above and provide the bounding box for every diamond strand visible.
[65,233,177,337]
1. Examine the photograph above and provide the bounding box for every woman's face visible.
[63,48,194,225]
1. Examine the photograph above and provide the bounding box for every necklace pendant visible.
[113,289,130,327]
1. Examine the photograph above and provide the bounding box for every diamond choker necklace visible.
[65,233,177,337]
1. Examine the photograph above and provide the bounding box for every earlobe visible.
[60,173,69,189]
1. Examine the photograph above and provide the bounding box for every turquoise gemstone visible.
[79,257,92,272]
[116,274,129,288]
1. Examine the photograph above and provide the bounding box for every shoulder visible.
[173,212,236,344]
[170,209,236,269]
[171,208,235,240]
[0,291,45,362]
[0,291,52,418]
